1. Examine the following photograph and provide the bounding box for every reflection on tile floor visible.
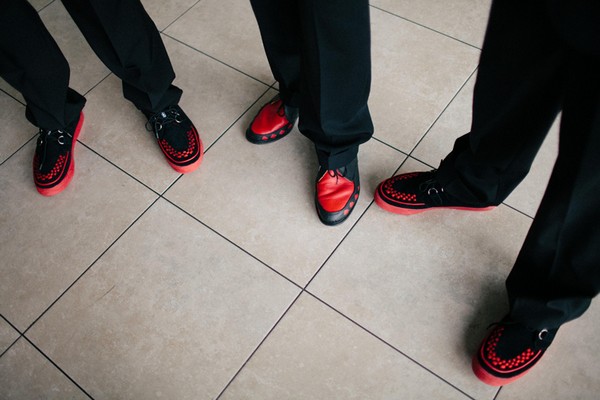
[1,1,598,399]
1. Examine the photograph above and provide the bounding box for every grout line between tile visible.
[303,199,377,290]
[0,88,25,106]
[76,141,163,196]
[493,386,503,400]
[0,314,24,359]
[159,196,302,291]
[34,0,56,13]
[405,66,479,160]
[159,83,274,197]
[214,291,303,399]
[21,197,161,336]
[369,5,483,51]
[304,291,479,400]
[160,0,204,33]
[21,335,95,399]
[0,134,37,167]
[161,33,274,87]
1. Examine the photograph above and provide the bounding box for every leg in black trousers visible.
[250,0,373,169]
[60,0,182,114]
[0,0,85,130]
[374,0,600,386]
[507,49,600,330]
[436,0,600,329]
[0,0,201,196]
[249,0,373,225]
[436,1,565,206]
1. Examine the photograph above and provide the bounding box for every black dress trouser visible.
[437,0,600,330]
[0,0,181,131]
[250,0,374,169]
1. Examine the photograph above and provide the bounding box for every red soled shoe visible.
[472,318,557,386]
[33,112,84,196]
[374,170,495,215]
[246,95,298,144]
[315,158,360,226]
[146,105,203,174]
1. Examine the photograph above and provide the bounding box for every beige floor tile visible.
[140,0,198,31]
[164,0,273,84]
[0,92,34,164]
[165,90,405,286]
[412,75,559,217]
[308,157,534,399]
[0,338,88,400]
[27,199,299,400]
[495,302,600,400]
[369,7,480,154]
[221,293,470,400]
[371,0,492,48]
[0,143,156,331]
[0,319,20,355]
[79,35,269,193]
[410,75,476,166]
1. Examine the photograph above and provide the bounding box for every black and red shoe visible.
[315,158,360,226]
[33,112,84,196]
[146,105,203,173]
[472,318,557,386]
[246,95,298,144]
[374,170,495,215]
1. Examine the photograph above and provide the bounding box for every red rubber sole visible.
[374,187,495,215]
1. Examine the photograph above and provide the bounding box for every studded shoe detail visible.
[374,170,495,215]
[246,95,298,144]
[33,112,84,196]
[146,105,203,173]
[472,318,557,386]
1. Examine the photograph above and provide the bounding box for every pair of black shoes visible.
[33,105,202,196]
[375,170,560,386]
[246,96,360,225]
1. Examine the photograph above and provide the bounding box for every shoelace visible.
[36,129,71,171]
[418,178,445,205]
[146,107,184,139]
[487,320,551,350]
[323,167,347,184]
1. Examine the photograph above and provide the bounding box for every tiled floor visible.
[1,1,598,399]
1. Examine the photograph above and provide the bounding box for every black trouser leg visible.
[60,0,181,114]
[249,0,302,108]
[506,49,600,330]
[250,0,374,169]
[437,1,564,205]
[0,0,85,130]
